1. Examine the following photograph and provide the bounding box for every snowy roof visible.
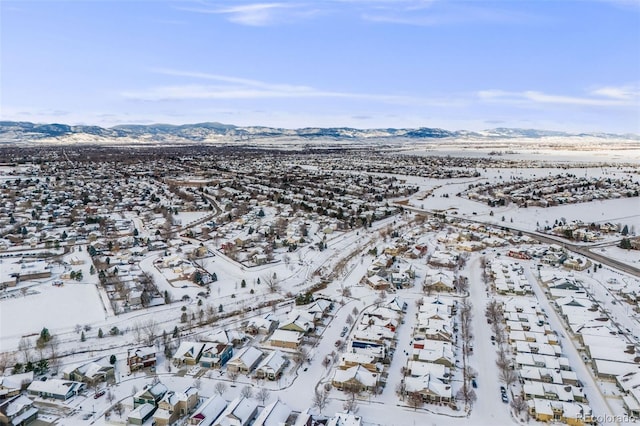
[0,394,34,417]
[256,350,288,374]
[230,346,264,370]
[214,396,257,426]
[269,329,303,344]
[190,395,227,425]
[327,412,362,426]
[0,371,34,390]
[332,365,378,387]
[174,341,205,361]
[252,399,291,426]
[128,403,155,421]
[27,379,84,397]
[404,374,452,398]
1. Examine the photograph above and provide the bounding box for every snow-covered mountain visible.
[0,120,637,144]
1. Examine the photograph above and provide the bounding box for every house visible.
[268,329,303,349]
[0,372,34,399]
[212,397,258,426]
[384,297,407,312]
[200,343,234,368]
[365,275,390,290]
[189,395,227,426]
[62,360,114,386]
[244,315,279,335]
[226,347,264,374]
[154,387,199,426]
[201,329,246,347]
[128,403,156,426]
[326,412,362,426]
[406,361,450,383]
[332,365,378,393]
[255,351,289,380]
[133,382,168,408]
[26,379,85,401]
[173,342,206,366]
[412,342,455,368]
[127,347,156,372]
[404,374,453,404]
[0,394,38,426]
[252,400,292,426]
[528,399,594,425]
[279,311,315,333]
[339,353,379,374]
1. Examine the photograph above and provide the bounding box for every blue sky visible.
[1,0,639,133]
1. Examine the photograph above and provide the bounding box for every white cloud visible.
[122,69,465,106]
[176,2,317,26]
[477,88,638,107]
[590,84,640,100]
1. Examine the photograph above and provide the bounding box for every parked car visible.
[472,379,477,388]
[94,390,106,399]
[501,393,509,403]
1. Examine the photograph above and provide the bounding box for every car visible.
[94,390,106,399]
[500,386,507,394]
[490,335,495,341]
[340,330,347,337]
[472,379,477,388]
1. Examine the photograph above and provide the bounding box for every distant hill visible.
[0,120,637,144]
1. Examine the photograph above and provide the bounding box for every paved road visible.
[396,203,640,277]
[466,255,518,425]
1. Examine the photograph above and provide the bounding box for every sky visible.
[1,0,639,133]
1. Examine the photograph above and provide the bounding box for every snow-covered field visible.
[0,283,105,342]
[597,246,640,268]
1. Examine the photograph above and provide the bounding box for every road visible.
[466,255,518,425]
[396,203,640,277]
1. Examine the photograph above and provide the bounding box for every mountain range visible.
[0,120,637,144]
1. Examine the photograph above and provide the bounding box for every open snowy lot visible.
[0,283,105,346]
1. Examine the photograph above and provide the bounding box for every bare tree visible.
[346,314,354,325]
[499,366,518,388]
[47,336,61,374]
[511,395,527,416]
[227,370,239,382]
[313,389,329,414]
[255,388,270,405]
[322,356,332,369]
[240,385,253,399]
[215,382,228,396]
[131,322,144,344]
[143,320,159,345]
[407,392,424,411]
[342,391,359,414]
[456,387,477,408]
[485,299,504,324]
[0,353,13,374]
[18,337,32,363]
[262,274,280,293]
[113,402,123,417]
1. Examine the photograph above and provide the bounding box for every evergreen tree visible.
[110,354,117,365]
[98,328,104,338]
[80,331,86,342]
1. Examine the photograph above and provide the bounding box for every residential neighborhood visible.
[0,145,639,426]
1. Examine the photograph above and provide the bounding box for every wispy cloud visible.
[122,69,463,106]
[176,2,319,26]
[477,86,639,107]
[590,84,640,101]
